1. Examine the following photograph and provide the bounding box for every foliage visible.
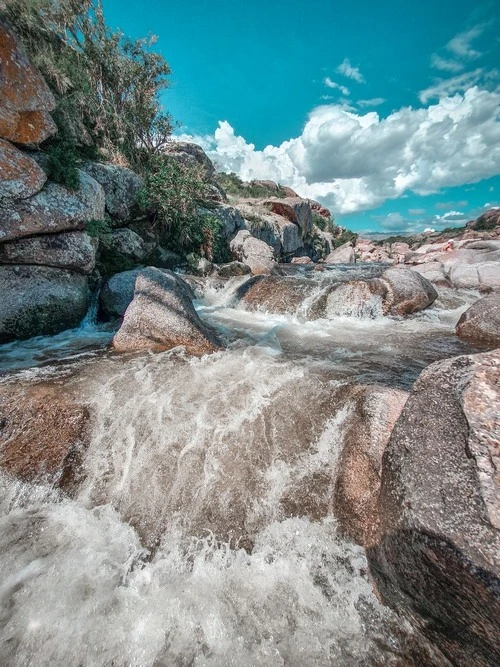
[2,0,173,170]
[85,217,113,241]
[216,172,289,199]
[311,211,338,235]
[473,217,496,231]
[44,137,81,189]
[332,229,358,249]
[137,155,227,261]
[245,213,272,234]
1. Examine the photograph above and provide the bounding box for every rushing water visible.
[0,267,480,665]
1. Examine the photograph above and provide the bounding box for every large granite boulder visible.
[456,293,500,348]
[164,141,215,180]
[202,204,245,239]
[0,169,105,242]
[379,266,438,316]
[332,384,409,545]
[82,162,143,222]
[0,265,90,342]
[367,350,500,666]
[112,268,223,355]
[229,229,276,274]
[410,262,450,286]
[325,242,356,264]
[0,380,90,487]
[0,137,46,201]
[263,198,312,236]
[0,21,56,146]
[0,231,97,274]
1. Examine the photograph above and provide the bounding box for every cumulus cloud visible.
[336,58,365,84]
[324,77,350,96]
[191,86,499,216]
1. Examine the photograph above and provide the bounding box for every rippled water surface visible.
[0,267,480,665]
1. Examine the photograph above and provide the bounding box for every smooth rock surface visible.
[379,267,438,316]
[0,265,90,342]
[0,137,46,200]
[112,268,223,355]
[0,380,89,486]
[368,350,500,667]
[230,230,276,274]
[456,293,500,348]
[0,106,56,146]
[325,243,356,264]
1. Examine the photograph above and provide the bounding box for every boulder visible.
[449,263,480,289]
[216,261,252,278]
[112,268,223,355]
[0,380,89,486]
[82,162,143,222]
[332,384,409,545]
[0,106,57,146]
[291,256,314,264]
[145,246,182,271]
[100,267,196,320]
[0,265,90,342]
[236,275,314,315]
[264,197,312,235]
[456,294,500,348]
[0,137,46,200]
[106,228,148,262]
[410,262,449,286]
[0,22,56,146]
[379,267,438,316]
[203,204,245,238]
[367,350,500,666]
[325,242,356,264]
[0,169,105,242]
[164,141,215,180]
[229,229,276,274]
[0,231,97,274]
[477,262,500,291]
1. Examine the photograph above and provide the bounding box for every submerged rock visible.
[112,268,223,355]
[0,265,90,342]
[0,380,89,486]
[216,261,252,278]
[0,231,97,274]
[456,293,500,348]
[367,349,500,666]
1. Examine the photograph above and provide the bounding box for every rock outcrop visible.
[0,265,90,342]
[367,350,500,666]
[0,231,97,274]
[456,293,500,348]
[325,242,355,264]
[112,268,223,354]
[0,379,90,486]
[82,161,143,222]
[0,137,46,200]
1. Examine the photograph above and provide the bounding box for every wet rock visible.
[112,267,223,355]
[325,242,356,264]
[332,385,409,545]
[0,380,89,486]
[379,267,438,316]
[456,293,500,348]
[216,261,252,278]
[367,350,500,667]
[0,137,46,200]
[236,275,314,314]
[0,169,105,242]
[229,230,276,274]
[0,231,97,274]
[291,256,314,264]
[0,21,56,146]
[82,161,143,222]
[0,265,90,342]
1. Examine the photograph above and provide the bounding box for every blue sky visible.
[103,0,499,233]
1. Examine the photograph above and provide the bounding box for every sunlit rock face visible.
[368,349,500,667]
[456,293,500,348]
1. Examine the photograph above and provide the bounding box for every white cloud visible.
[447,24,487,59]
[336,58,365,84]
[431,54,463,73]
[191,86,500,216]
[357,97,386,107]
[408,208,426,215]
[324,77,350,96]
[419,68,498,103]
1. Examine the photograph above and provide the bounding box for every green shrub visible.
[215,172,289,199]
[332,229,358,248]
[245,213,272,233]
[85,218,113,241]
[44,139,81,190]
[473,218,496,231]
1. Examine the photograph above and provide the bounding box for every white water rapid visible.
[0,267,480,665]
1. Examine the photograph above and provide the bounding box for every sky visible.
[102,0,500,233]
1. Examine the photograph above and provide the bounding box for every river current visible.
[0,266,479,665]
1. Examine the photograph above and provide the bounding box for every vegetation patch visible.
[216,172,290,199]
